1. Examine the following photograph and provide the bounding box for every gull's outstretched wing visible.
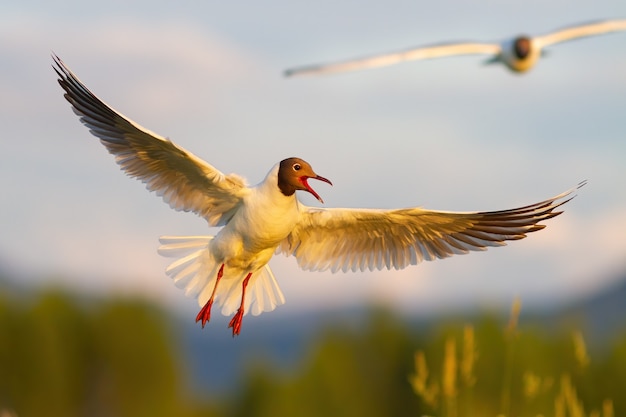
[279,182,585,272]
[53,55,248,226]
[284,42,501,77]
[534,19,626,48]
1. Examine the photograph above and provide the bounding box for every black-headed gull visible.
[53,55,584,336]
[284,19,626,76]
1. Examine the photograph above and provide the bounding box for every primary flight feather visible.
[54,55,583,336]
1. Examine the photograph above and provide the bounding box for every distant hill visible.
[539,272,626,343]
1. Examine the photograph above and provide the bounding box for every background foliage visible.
[0,286,624,417]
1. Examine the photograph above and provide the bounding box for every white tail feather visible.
[158,236,286,316]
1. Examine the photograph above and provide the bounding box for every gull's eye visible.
[293,163,301,171]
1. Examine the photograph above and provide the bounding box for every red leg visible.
[195,264,224,328]
[228,272,252,337]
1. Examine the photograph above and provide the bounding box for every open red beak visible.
[300,175,332,203]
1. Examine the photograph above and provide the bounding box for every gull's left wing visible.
[279,182,585,273]
[284,42,501,77]
[53,54,249,226]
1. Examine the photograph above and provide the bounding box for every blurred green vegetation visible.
[0,287,625,417]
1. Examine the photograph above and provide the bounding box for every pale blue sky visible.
[1,0,625,318]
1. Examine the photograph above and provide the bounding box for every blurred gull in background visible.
[285,19,626,76]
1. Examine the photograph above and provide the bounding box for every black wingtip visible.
[51,51,63,70]
[51,52,69,81]
[563,180,587,204]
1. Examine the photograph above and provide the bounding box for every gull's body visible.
[54,55,583,336]
[284,19,626,76]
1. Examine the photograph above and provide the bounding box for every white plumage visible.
[285,19,626,76]
[54,55,583,336]
[158,236,284,317]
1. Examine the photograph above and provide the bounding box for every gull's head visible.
[278,157,332,203]
[513,36,532,60]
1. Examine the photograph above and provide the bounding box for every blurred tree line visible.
[0,287,625,417]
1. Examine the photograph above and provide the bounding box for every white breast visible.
[211,164,300,268]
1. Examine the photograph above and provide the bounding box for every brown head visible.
[513,36,532,60]
[277,157,332,203]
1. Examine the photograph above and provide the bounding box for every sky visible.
[1,0,625,320]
